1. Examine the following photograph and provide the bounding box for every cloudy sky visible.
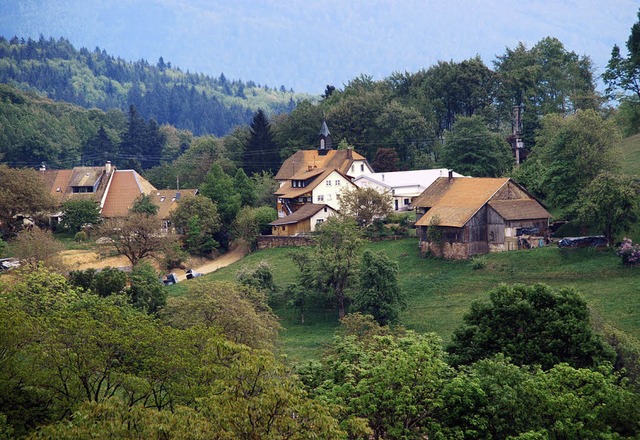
[0,0,637,94]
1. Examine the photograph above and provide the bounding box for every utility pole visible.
[512,105,524,166]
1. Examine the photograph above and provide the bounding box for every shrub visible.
[74,231,87,242]
[617,238,640,266]
[470,255,487,270]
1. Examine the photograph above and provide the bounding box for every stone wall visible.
[256,235,315,250]
[419,240,469,259]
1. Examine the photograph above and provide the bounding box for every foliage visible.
[200,163,242,227]
[11,226,65,271]
[603,9,640,100]
[437,356,640,439]
[352,249,405,325]
[74,231,87,242]
[232,205,277,251]
[161,279,280,349]
[338,186,393,227]
[469,255,487,270]
[126,262,166,314]
[371,147,400,172]
[0,165,56,238]
[60,199,100,232]
[68,267,127,297]
[0,36,304,140]
[129,193,159,215]
[447,283,615,370]
[97,213,167,267]
[313,216,364,319]
[301,316,452,440]
[617,238,640,266]
[169,195,221,255]
[251,171,279,208]
[441,114,513,177]
[533,109,620,208]
[575,171,639,246]
[233,168,256,207]
[242,109,280,175]
[235,260,277,297]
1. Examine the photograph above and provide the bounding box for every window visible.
[404,198,410,205]
[326,194,332,201]
[326,180,332,186]
[317,195,324,202]
[351,165,355,172]
[335,179,341,185]
[316,219,324,224]
[360,164,364,172]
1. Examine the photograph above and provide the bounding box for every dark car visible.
[557,236,607,248]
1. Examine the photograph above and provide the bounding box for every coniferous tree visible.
[242,109,279,175]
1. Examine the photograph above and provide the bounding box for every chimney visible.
[105,161,112,174]
[448,169,453,181]
[381,174,385,182]
[39,163,46,173]
[347,148,353,159]
[175,191,181,201]
[308,165,313,171]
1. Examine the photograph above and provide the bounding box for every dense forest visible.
[0,36,309,137]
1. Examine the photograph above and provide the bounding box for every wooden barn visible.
[413,177,551,259]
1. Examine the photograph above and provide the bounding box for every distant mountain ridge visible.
[0,35,316,136]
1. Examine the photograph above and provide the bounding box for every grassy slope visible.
[618,133,640,177]
[169,238,640,365]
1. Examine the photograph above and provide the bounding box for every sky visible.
[0,0,637,95]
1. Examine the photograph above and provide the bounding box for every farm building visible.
[414,176,551,259]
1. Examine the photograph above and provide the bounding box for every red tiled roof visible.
[101,170,157,217]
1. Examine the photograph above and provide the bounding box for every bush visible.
[74,231,87,242]
[617,238,640,266]
[470,255,487,270]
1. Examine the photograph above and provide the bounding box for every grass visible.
[618,132,640,177]
[181,238,640,366]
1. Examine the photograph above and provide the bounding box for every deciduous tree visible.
[353,249,405,325]
[60,199,100,232]
[447,283,615,370]
[0,165,56,238]
[98,213,166,267]
[575,172,639,246]
[339,186,393,227]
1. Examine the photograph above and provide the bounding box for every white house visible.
[353,168,464,212]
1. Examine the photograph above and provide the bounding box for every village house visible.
[39,161,196,231]
[353,168,464,212]
[269,203,337,236]
[271,120,373,234]
[413,175,551,259]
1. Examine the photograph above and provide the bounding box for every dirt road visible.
[60,244,249,283]
[174,244,248,282]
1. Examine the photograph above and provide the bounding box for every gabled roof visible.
[414,177,510,227]
[414,177,551,228]
[150,189,199,220]
[354,168,464,190]
[40,166,110,205]
[274,168,353,199]
[100,170,157,218]
[275,149,368,181]
[488,199,551,221]
[269,204,334,226]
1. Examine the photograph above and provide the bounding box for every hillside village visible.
[2,14,640,438]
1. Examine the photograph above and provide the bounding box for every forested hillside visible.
[0,36,312,137]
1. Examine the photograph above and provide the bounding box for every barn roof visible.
[269,203,333,226]
[488,199,551,221]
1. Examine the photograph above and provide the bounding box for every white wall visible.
[312,171,356,211]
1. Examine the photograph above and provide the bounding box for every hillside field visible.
[168,237,640,365]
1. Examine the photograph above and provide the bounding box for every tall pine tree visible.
[242,109,279,175]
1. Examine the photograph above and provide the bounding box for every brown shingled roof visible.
[269,204,333,226]
[150,189,198,220]
[275,149,367,181]
[414,177,509,227]
[414,177,551,228]
[101,170,157,218]
[39,167,110,206]
[488,199,551,221]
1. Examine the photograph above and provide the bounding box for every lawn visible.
[169,238,640,366]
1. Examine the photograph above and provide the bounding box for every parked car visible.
[0,258,21,271]
[186,268,202,280]
[162,273,179,285]
[557,236,607,248]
